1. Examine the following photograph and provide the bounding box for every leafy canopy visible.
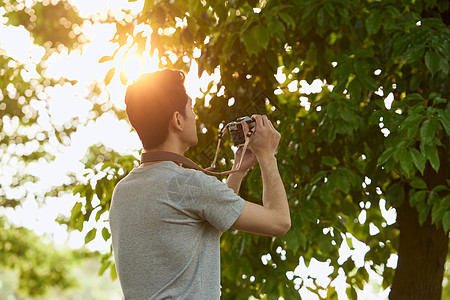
[1,0,448,298]
[83,0,450,298]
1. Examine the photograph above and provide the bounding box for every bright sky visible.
[0,1,397,299]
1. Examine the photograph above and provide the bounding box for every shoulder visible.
[173,166,220,188]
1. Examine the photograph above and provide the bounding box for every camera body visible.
[228,116,256,147]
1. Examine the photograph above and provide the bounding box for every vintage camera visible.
[228,116,256,147]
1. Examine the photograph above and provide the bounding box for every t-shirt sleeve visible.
[196,172,245,232]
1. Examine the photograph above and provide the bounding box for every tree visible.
[2,0,449,299]
[85,0,448,298]
[0,0,102,296]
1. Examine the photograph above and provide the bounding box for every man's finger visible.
[241,121,254,137]
[266,116,276,130]
[241,120,249,134]
[251,114,264,127]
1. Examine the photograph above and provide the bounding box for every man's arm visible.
[226,147,257,193]
[229,115,291,237]
[226,172,245,194]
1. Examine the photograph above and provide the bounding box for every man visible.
[109,69,290,299]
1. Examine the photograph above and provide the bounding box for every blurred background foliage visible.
[0,0,97,297]
[0,0,449,299]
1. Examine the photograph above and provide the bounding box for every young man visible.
[109,69,290,299]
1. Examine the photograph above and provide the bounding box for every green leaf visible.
[420,119,436,143]
[400,114,424,132]
[348,79,362,101]
[337,175,350,193]
[324,2,334,16]
[341,109,354,123]
[337,61,352,81]
[431,206,446,225]
[254,24,270,50]
[320,187,333,205]
[326,101,339,120]
[443,212,450,232]
[71,202,82,217]
[409,148,426,174]
[95,208,105,221]
[409,177,427,189]
[102,227,111,241]
[75,216,84,232]
[403,93,424,101]
[346,286,358,300]
[437,110,450,137]
[242,31,259,56]
[382,267,395,290]
[354,61,379,91]
[328,126,337,142]
[279,12,295,28]
[316,8,326,29]
[365,12,382,35]
[409,190,426,207]
[405,45,425,63]
[425,50,440,76]
[96,184,103,201]
[417,201,431,226]
[72,185,84,196]
[337,6,349,18]
[98,260,111,276]
[386,183,405,207]
[222,33,238,59]
[284,229,300,252]
[428,190,440,206]
[346,237,354,249]
[399,149,413,177]
[433,97,447,105]
[268,18,285,35]
[311,171,327,184]
[439,55,449,76]
[421,143,440,172]
[298,232,307,250]
[111,263,118,280]
[368,110,385,125]
[354,60,370,76]
[360,74,379,91]
[318,235,332,254]
[322,156,339,167]
[85,228,97,244]
[357,267,370,283]
[441,195,450,210]
[429,92,440,99]
[378,147,397,165]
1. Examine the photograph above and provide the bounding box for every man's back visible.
[109,161,244,299]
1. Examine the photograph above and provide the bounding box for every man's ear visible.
[170,111,184,132]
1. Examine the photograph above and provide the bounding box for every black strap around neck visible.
[140,151,237,175]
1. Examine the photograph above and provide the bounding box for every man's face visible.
[182,97,198,148]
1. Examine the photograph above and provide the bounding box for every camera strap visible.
[140,124,252,175]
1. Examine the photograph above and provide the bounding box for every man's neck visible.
[139,143,188,168]
[143,145,186,156]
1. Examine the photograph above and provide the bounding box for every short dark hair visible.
[125,69,188,149]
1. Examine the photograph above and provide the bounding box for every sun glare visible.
[121,49,160,84]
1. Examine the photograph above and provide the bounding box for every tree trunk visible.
[389,200,449,299]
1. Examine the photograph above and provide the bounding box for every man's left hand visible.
[234,147,257,173]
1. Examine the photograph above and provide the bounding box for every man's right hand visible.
[232,114,290,237]
[242,114,281,161]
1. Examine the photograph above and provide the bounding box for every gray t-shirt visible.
[109,161,245,300]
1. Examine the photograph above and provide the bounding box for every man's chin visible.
[186,138,198,150]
